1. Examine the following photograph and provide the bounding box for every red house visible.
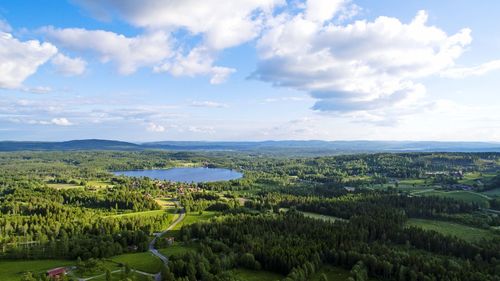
[46,267,66,279]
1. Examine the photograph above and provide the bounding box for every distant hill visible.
[1,139,500,154]
[0,139,140,151]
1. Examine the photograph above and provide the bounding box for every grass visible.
[106,209,167,218]
[91,272,152,281]
[280,208,345,223]
[227,268,283,281]
[0,259,73,281]
[172,211,218,231]
[47,183,83,190]
[415,190,491,208]
[299,211,345,223]
[407,218,498,242]
[458,172,496,186]
[110,252,163,273]
[159,242,197,258]
[87,180,112,188]
[482,188,500,197]
[309,265,351,281]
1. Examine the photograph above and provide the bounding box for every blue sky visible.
[1,0,499,142]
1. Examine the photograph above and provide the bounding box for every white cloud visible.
[146,122,165,132]
[254,7,473,121]
[190,101,228,108]
[51,53,87,76]
[305,0,346,22]
[43,27,172,74]
[9,117,73,126]
[0,32,57,88]
[441,59,500,79]
[153,47,235,84]
[74,0,284,50]
[50,117,73,126]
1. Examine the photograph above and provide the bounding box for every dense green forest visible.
[0,151,499,281]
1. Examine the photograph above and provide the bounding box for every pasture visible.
[414,190,491,208]
[407,218,498,242]
[110,252,163,273]
[0,259,73,281]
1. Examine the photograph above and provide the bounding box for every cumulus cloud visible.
[146,122,165,132]
[253,5,474,122]
[153,47,235,84]
[68,0,286,83]
[0,32,57,88]
[43,27,172,74]
[51,53,87,76]
[74,0,283,50]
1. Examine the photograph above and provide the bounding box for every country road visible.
[149,203,186,265]
[76,201,185,281]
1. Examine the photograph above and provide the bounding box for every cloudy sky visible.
[1,0,500,142]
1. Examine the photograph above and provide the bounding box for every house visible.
[165,237,175,245]
[46,267,66,279]
[344,186,356,192]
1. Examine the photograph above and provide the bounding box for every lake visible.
[113,167,243,183]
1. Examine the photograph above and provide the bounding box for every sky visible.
[1,0,500,142]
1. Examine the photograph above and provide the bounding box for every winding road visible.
[149,204,186,264]
[76,200,185,281]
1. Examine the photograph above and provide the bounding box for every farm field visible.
[110,252,163,273]
[407,218,498,242]
[414,190,491,208]
[46,183,82,190]
[171,211,219,231]
[0,259,73,281]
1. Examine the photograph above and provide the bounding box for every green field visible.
[482,188,500,196]
[407,218,498,242]
[106,209,168,218]
[299,211,345,223]
[458,172,496,186]
[47,183,83,190]
[227,268,283,281]
[309,265,351,281]
[159,243,197,258]
[90,271,151,281]
[110,252,163,273]
[415,190,491,208]
[172,211,218,231]
[0,259,73,281]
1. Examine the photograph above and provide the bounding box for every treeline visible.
[177,212,500,281]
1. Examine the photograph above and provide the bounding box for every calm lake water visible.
[113,167,243,183]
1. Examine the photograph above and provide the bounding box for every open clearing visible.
[227,268,283,281]
[159,242,197,258]
[110,252,163,273]
[0,259,73,281]
[407,218,498,242]
[414,190,491,208]
[47,183,83,190]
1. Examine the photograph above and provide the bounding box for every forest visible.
[0,151,499,281]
